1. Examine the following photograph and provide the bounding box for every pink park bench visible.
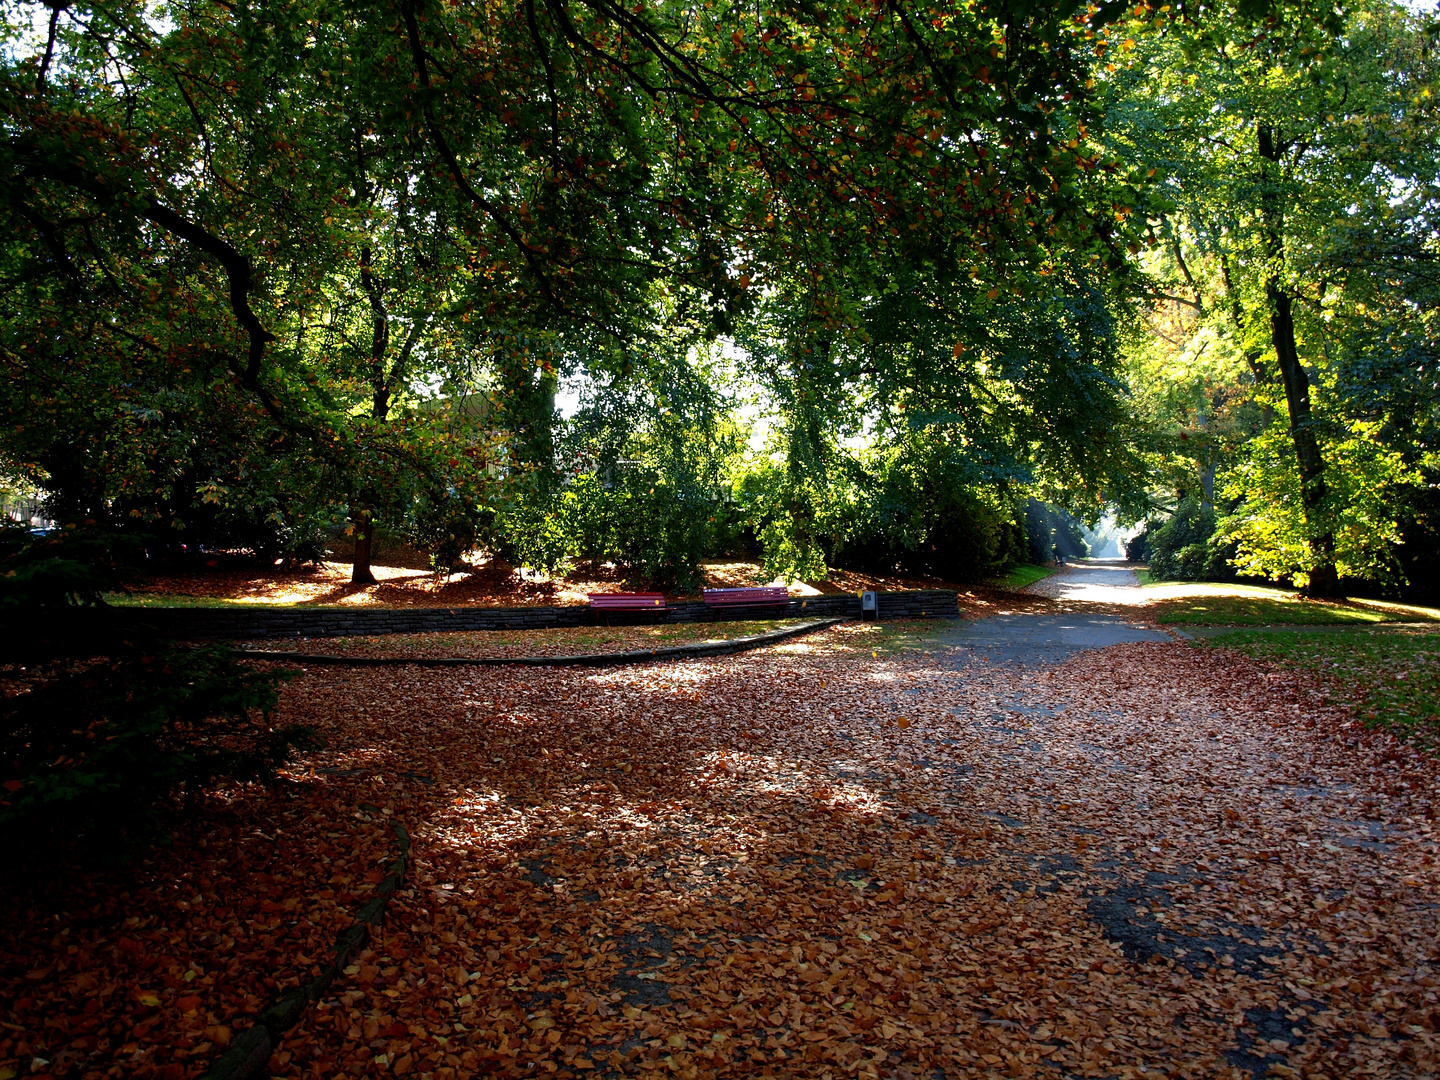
[702,586,791,608]
[588,592,666,624]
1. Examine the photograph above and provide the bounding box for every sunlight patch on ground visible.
[1148,581,1440,625]
[1138,579,1440,620]
[1142,580,1309,599]
[1024,560,1147,604]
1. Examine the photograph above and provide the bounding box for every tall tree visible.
[1105,0,1440,592]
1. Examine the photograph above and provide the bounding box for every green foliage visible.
[1142,495,1235,583]
[0,645,303,847]
[841,459,1027,583]
[1219,422,1416,588]
[0,0,1166,586]
[6,0,1434,599]
[521,470,720,590]
[0,521,119,609]
[1108,0,1440,593]
[729,460,841,585]
[407,489,483,574]
[0,520,305,851]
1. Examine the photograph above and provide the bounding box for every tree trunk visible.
[351,509,377,585]
[1257,124,1341,598]
[1220,258,1276,430]
[1195,398,1215,508]
[1268,283,1341,597]
[353,242,389,586]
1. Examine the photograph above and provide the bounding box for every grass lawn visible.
[1201,628,1440,749]
[105,592,302,608]
[247,619,812,658]
[1147,582,1440,626]
[989,563,1055,591]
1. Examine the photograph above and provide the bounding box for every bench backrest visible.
[587,593,666,608]
[702,586,791,605]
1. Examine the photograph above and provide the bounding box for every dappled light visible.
[5,0,1440,1077]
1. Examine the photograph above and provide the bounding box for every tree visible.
[2,0,1160,576]
[1105,0,1440,592]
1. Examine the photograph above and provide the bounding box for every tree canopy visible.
[3,0,1437,594]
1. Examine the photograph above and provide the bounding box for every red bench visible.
[588,592,666,623]
[588,592,666,609]
[702,586,791,607]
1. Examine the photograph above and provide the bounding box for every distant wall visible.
[13,590,960,641]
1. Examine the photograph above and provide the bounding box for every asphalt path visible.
[932,560,1171,665]
[935,612,1171,666]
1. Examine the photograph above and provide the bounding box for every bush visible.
[899,493,1025,581]
[828,443,1032,583]
[1141,495,1237,582]
[731,461,842,584]
[497,469,718,590]
[0,524,307,850]
[1125,523,1152,563]
[1,646,303,846]
[0,520,119,610]
[409,491,481,573]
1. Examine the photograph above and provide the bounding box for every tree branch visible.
[1170,235,1203,312]
[1140,290,1202,312]
[401,0,581,322]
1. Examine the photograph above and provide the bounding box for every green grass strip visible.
[1199,628,1440,750]
[989,563,1055,591]
[1154,593,1440,626]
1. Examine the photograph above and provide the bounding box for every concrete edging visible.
[202,821,411,1080]
[232,616,847,667]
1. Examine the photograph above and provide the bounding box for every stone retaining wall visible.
[7,590,959,642]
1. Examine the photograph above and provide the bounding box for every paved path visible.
[935,613,1169,666]
[920,560,1170,666]
[1022,557,1154,606]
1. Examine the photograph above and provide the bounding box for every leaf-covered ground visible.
[0,789,398,1079]
[4,619,1438,1080]
[1202,628,1440,751]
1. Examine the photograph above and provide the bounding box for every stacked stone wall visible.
[7,590,960,643]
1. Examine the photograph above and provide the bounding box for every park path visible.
[1020,557,1152,606]
[243,595,1440,1080]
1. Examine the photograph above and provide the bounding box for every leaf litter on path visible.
[2,625,1438,1079]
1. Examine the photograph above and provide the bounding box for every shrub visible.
[1,646,303,846]
[903,493,1025,581]
[1125,522,1152,563]
[0,524,306,851]
[1142,495,1237,582]
[496,469,718,590]
[0,520,118,610]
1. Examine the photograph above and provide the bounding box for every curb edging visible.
[202,821,411,1080]
[231,616,847,667]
